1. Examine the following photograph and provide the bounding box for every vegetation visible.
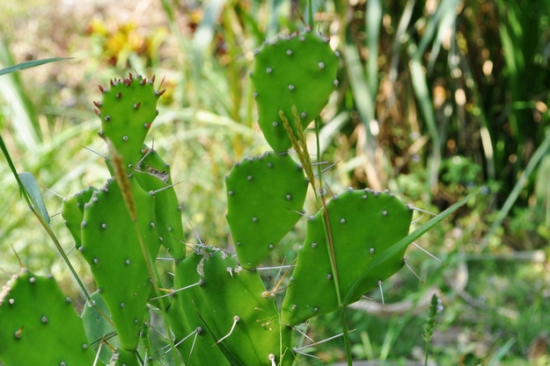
[0,0,549,364]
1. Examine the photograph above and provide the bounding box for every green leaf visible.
[0,57,71,76]
[19,172,50,224]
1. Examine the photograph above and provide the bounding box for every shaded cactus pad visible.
[134,145,186,260]
[226,152,308,269]
[281,189,413,325]
[0,269,94,365]
[251,31,339,152]
[169,247,294,366]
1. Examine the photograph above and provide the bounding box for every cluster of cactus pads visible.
[0,30,418,365]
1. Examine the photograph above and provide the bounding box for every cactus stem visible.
[404,258,425,285]
[216,316,240,344]
[411,242,444,264]
[378,280,385,305]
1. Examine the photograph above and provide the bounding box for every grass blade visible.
[0,57,71,76]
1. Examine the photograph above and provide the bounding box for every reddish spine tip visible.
[98,85,104,92]
[110,79,114,86]
[94,109,99,115]
[134,102,141,110]
[93,101,101,108]
[140,79,147,85]
[151,75,156,83]
[116,92,122,99]
[156,89,166,97]
[144,122,152,129]
[141,148,149,154]
[129,72,133,80]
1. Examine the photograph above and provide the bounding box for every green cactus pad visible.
[61,186,97,248]
[0,269,95,365]
[281,189,413,325]
[169,248,295,366]
[251,31,339,152]
[134,145,186,260]
[226,152,308,269]
[167,252,231,366]
[95,74,161,172]
[81,290,122,364]
[80,176,161,351]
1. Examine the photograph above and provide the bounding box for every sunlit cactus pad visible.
[169,247,295,366]
[281,189,413,325]
[95,73,162,172]
[0,269,94,365]
[251,31,339,152]
[225,152,308,269]
[80,176,161,351]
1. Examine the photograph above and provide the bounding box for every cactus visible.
[281,189,413,325]
[94,74,162,173]
[61,186,97,248]
[226,152,308,269]
[81,291,121,364]
[0,18,475,365]
[250,30,339,152]
[0,269,95,365]
[169,247,295,366]
[79,176,160,352]
[134,145,186,260]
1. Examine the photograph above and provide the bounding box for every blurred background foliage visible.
[0,0,549,364]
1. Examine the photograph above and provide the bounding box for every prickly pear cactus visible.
[79,176,160,351]
[281,189,413,325]
[167,252,232,366]
[61,186,97,248]
[94,74,162,173]
[169,247,295,366]
[81,290,120,364]
[134,145,186,260]
[225,152,308,269]
[251,31,339,152]
[0,269,95,365]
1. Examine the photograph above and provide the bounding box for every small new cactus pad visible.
[251,31,338,152]
[167,252,231,366]
[61,186,97,248]
[170,248,295,365]
[80,176,161,351]
[281,189,413,325]
[95,74,161,172]
[0,269,94,365]
[226,152,308,269]
[134,145,186,260]
[81,291,121,365]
